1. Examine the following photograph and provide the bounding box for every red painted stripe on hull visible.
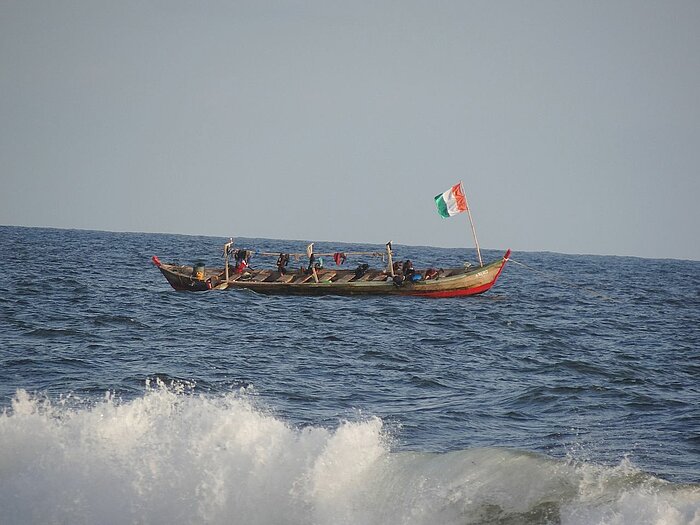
[408,281,495,298]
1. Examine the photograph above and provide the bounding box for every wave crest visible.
[1,388,697,525]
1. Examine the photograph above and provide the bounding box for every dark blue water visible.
[1,226,698,524]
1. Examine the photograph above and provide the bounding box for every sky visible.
[1,1,699,260]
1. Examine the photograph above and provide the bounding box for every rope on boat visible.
[256,250,385,261]
[223,239,388,263]
[507,257,614,301]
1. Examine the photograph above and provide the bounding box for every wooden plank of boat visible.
[333,273,356,284]
[318,271,336,282]
[251,270,272,282]
[276,273,295,283]
[291,273,314,284]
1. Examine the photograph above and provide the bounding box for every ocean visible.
[0,225,698,525]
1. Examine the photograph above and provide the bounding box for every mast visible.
[461,182,483,267]
[386,241,394,276]
[223,238,233,281]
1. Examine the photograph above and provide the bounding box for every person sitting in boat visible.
[402,260,421,282]
[424,268,439,280]
[233,249,251,274]
[392,261,406,286]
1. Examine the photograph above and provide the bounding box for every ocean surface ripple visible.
[0,226,698,524]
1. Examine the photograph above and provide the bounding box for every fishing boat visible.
[152,182,510,297]
[151,247,510,297]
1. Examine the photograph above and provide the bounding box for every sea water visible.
[0,226,698,524]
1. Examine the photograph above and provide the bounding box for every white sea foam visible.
[1,386,698,525]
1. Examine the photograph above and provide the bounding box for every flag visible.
[435,182,467,218]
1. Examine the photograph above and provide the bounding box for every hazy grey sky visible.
[2,1,698,260]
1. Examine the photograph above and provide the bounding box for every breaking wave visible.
[1,385,698,525]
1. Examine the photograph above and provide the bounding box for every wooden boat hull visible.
[152,250,511,298]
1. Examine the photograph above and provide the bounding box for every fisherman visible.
[277,253,290,274]
[306,253,316,274]
[234,249,250,274]
[402,260,416,281]
[424,268,439,280]
[234,258,247,274]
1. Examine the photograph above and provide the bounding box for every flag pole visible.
[461,182,483,267]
